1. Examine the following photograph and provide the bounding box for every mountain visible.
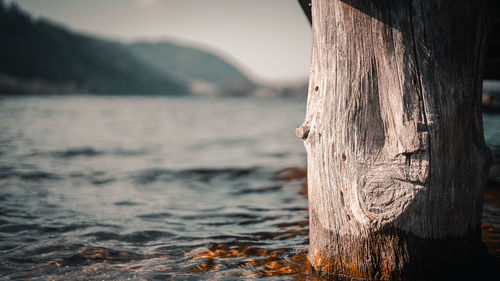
[127,41,308,98]
[129,41,249,85]
[0,2,309,98]
[128,41,256,97]
[0,3,255,96]
[0,3,189,95]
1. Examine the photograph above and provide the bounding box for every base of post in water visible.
[308,224,486,280]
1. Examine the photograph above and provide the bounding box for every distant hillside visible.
[129,41,250,85]
[0,2,305,98]
[128,41,256,97]
[0,3,186,95]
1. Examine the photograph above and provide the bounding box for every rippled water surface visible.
[0,96,499,280]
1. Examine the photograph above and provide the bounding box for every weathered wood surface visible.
[298,0,493,279]
[299,1,500,80]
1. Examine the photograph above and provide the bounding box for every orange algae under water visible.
[184,167,500,280]
[183,167,314,279]
[482,184,500,259]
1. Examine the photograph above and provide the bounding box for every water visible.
[0,96,498,280]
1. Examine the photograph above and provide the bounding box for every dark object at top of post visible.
[297,0,311,24]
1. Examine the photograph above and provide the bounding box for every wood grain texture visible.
[300,0,493,279]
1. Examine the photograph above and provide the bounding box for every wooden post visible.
[298,0,493,279]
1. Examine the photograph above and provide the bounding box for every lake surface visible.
[0,96,499,280]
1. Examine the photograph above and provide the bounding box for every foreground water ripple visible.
[0,96,498,280]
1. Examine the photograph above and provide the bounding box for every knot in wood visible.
[295,124,310,140]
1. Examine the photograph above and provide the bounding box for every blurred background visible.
[0,0,499,280]
[0,0,312,97]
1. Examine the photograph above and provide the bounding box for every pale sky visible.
[9,0,312,83]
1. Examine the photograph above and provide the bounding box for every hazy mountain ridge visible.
[128,41,259,97]
[0,2,308,97]
[0,3,191,95]
[129,41,249,85]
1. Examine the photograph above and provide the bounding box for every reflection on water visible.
[0,96,499,280]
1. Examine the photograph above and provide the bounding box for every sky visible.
[9,0,312,83]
